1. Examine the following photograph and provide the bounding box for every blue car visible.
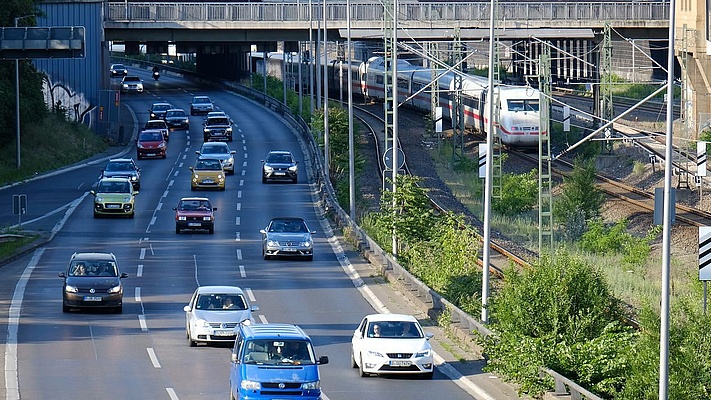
[230,324,329,400]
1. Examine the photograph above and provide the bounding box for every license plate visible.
[188,223,201,227]
[390,360,412,367]
[275,172,285,176]
[83,296,102,302]
[214,330,233,337]
[283,247,297,252]
[203,180,214,184]
[106,204,120,209]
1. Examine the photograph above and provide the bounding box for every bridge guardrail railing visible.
[107,2,669,27]
[119,57,604,399]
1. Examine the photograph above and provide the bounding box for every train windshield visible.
[507,99,539,112]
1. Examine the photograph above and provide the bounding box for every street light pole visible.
[14,14,33,169]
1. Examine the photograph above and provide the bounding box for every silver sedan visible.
[260,217,314,261]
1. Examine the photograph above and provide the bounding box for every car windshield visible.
[178,200,212,211]
[208,118,229,125]
[69,260,118,277]
[139,132,163,141]
[105,161,134,172]
[269,220,307,233]
[195,294,247,310]
[166,110,185,118]
[242,340,315,365]
[266,153,293,163]
[202,145,228,154]
[195,159,222,171]
[124,76,141,82]
[367,321,423,338]
[145,121,166,129]
[153,104,171,111]
[97,180,131,194]
[112,64,125,70]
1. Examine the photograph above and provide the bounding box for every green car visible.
[91,177,138,218]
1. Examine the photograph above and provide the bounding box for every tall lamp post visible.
[14,15,34,169]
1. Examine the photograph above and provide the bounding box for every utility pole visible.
[538,45,554,253]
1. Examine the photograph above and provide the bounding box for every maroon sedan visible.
[174,197,216,234]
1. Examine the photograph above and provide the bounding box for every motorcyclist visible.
[152,65,160,74]
[152,65,160,80]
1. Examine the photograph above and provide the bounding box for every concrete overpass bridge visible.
[104,1,672,85]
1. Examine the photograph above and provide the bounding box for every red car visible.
[174,197,216,234]
[136,129,167,159]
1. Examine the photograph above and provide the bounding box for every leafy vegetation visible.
[579,219,661,266]
[483,251,637,398]
[554,158,605,241]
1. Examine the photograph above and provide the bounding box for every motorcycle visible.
[152,71,160,81]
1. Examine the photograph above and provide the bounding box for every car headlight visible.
[267,240,279,247]
[123,196,131,202]
[195,319,210,328]
[301,241,312,248]
[288,165,298,172]
[202,216,212,221]
[203,128,210,133]
[301,381,320,390]
[178,216,187,221]
[367,350,385,358]
[137,143,145,149]
[107,284,122,294]
[263,166,273,173]
[96,197,104,202]
[122,84,129,88]
[130,176,137,181]
[65,284,78,293]
[415,349,431,358]
[158,142,166,148]
[226,127,233,133]
[226,157,234,164]
[240,380,260,390]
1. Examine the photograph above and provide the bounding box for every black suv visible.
[203,116,233,142]
[58,252,128,313]
[261,150,298,183]
[101,158,141,190]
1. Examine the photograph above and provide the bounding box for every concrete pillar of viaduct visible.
[677,0,711,137]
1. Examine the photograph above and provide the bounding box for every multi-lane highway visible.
[0,69,476,399]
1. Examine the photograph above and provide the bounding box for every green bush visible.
[579,219,660,266]
[484,251,635,398]
[492,170,539,215]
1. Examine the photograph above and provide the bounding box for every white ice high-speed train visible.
[359,56,541,146]
[256,52,541,146]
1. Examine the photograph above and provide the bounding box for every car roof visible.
[195,285,245,295]
[111,64,125,67]
[123,75,141,80]
[109,158,135,163]
[193,95,211,100]
[197,156,222,161]
[98,177,133,183]
[71,252,116,261]
[270,217,305,222]
[151,102,172,107]
[363,313,419,323]
[240,324,310,340]
[202,142,228,148]
[146,119,167,124]
[166,108,185,112]
[179,196,210,202]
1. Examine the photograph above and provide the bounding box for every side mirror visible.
[120,273,129,278]
[250,305,260,312]
[195,151,201,155]
[188,166,193,171]
[425,333,434,340]
[318,356,329,365]
[183,305,191,312]
[58,272,66,278]
[259,229,267,234]
[172,207,177,211]
[89,190,96,196]
[230,151,236,154]
[310,231,316,235]
[231,353,240,363]
[133,191,139,195]
[212,207,218,211]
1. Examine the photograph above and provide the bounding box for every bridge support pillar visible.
[678,0,711,137]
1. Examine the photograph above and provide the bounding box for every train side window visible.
[376,75,383,85]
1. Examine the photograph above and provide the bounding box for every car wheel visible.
[175,225,181,234]
[187,330,197,347]
[209,226,214,234]
[220,186,225,191]
[162,154,166,159]
[358,355,369,377]
[350,350,358,368]
[191,186,196,191]
[292,177,297,184]
[190,109,195,116]
[128,212,134,219]
[115,304,123,314]
[62,304,70,313]
[229,389,236,400]
[262,176,267,184]
[228,169,234,175]
[93,212,99,219]
[263,249,270,260]
[421,371,434,380]
[305,255,313,261]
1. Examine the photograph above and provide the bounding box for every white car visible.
[196,142,236,174]
[351,314,434,379]
[184,286,258,347]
